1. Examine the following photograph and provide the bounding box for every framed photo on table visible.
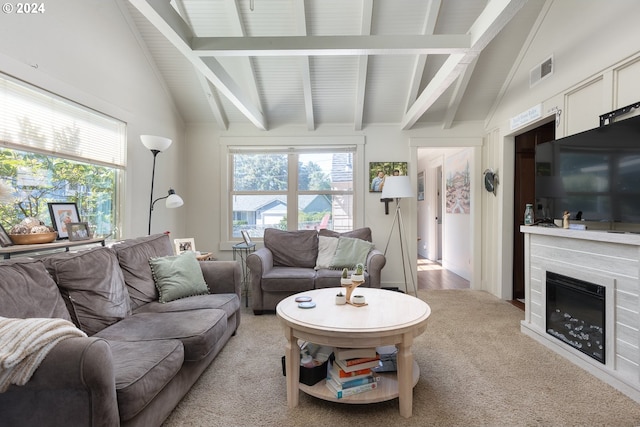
[67,222,91,241]
[174,238,196,254]
[0,223,13,247]
[241,230,252,246]
[48,202,81,239]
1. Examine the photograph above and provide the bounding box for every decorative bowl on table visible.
[9,231,58,245]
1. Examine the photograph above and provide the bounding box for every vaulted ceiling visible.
[123,0,545,131]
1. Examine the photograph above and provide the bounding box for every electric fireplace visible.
[546,271,606,364]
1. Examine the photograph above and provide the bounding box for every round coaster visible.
[295,296,312,302]
[298,301,316,309]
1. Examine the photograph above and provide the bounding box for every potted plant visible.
[340,267,352,286]
[335,290,346,305]
[351,263,365,282]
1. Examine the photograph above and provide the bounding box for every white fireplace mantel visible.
[520,226,640,403]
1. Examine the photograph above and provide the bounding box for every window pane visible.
[232,194,287,238]
[298,153,353,191]
[0,147,118,238]
[298,194,353,232]
[233,154,287,191]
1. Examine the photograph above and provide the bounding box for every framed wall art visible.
[369,162,408,192]
[48,202,81,239]
[67,222,91,241]
[417,171,425,201]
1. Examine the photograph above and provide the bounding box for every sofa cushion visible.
[261,267,316,292]
[0,259,71,321]
[149,251,209,303]
[108,339,184,422]
[330,236,374,269]
[95,309,227,362]
[264,228,318,268]
[319,226,372,242]
[134,293,240,320]
[44,247,131,335]
[315,235,339,270]
[113,233,174,310]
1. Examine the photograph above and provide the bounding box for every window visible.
[229,146,356,240]
[0,73,125,238]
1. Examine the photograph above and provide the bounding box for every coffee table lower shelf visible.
[298,361,419,404]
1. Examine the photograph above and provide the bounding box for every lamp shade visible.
[381,176,413,199]
[140,135,172,152]
[165,189,184,208]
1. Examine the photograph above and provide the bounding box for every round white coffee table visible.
[276,287,431,418]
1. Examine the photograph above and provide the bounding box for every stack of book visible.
[325,347,381,398]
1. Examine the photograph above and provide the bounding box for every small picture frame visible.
[417,171,425,201]
[174,238,196,255]
[0,223,13,247]
[48,202,81,239]
[241,230,252,246]
[67,222,91,241]
[369,162,408,192]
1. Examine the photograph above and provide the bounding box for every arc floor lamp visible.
[380,175,417,297]
[141,135,184,235]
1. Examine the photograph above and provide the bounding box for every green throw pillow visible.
[149,251,209,303]
[330,236,373,269]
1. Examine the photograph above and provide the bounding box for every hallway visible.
[417,258,470,290]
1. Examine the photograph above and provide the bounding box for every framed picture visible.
[48,202,81,239]
[241,230,253,246]
[369,162,408,192]
[0,223,13,247]
[67,222,91,241]
[417,171,425,201]
[174,238,196,255]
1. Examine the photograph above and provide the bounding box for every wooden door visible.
[513,121,555,299]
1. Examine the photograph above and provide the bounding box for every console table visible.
[0,237,106,259]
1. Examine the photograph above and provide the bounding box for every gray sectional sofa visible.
[0,233,241,427]
[246,227,386,314]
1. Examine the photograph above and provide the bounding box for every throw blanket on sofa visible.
[0,317,87,392]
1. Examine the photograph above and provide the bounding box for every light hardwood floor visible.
[416,258,470,290]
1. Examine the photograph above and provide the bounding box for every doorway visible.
[512,120,555,299]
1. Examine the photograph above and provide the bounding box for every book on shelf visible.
[342,354,380,366]
[328,372,380,390]
[325,377,378,399]
[333,347,377,360]
[330,363,372,378]
[334,357,381,373]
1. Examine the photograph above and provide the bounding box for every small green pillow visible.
[330,236,374,269]
[149,251,209,303]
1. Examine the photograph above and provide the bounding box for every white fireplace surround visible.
[520,226,640,403]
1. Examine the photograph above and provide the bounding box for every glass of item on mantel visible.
[524,204,534,225]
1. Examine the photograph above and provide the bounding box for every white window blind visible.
[0,73,126,168]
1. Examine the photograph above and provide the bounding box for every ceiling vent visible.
[530,55,553,88]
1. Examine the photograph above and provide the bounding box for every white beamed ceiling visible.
[123,0,545,130]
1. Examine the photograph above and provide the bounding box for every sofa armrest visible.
[365,248,386,288]
[246,248,274,313]
[0,337,119,427]
[199,260,242,298]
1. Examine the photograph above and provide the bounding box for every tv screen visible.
[535,114,640,224]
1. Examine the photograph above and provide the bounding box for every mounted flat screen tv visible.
[535,114,640,224]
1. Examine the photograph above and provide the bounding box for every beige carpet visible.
[163,290,640,427]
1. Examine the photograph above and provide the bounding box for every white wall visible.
[184,122,484,291]
[0,0,185,238]
[482,0,640,299]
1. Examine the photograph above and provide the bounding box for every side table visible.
[232,242,255,307]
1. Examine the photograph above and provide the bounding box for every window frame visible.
[220,136,365,250]
[0,72,125,238]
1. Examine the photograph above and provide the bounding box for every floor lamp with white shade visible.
[140,135,184,235]
[380,175,417,297]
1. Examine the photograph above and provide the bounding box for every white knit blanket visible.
[0,317,87,392]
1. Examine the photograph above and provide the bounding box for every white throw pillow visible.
[315,235,339,270]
